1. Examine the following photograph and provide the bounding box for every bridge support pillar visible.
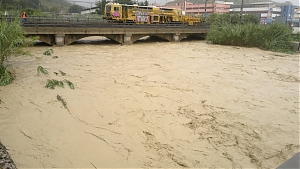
[123,34,133,45]
[55,34,65,46]
[173,33,180,42]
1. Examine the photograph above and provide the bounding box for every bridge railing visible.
[1,16,105,25]
[1,16,210,29]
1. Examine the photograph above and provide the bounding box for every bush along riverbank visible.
[206,13,298,53]
[0,141,17,169]
[0,18,36,86]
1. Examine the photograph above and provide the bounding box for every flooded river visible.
[0,38,299,168]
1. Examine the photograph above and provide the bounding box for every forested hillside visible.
[165,0,294,6]
[0,0,72,11]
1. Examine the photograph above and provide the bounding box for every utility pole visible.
[184,1,186,14]
[98,0,101,15]
[204,0,207,22]
[90,2,92,14]
[205,0,207,16]
[240,0,244,24]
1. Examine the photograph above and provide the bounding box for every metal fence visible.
[0,16,209,29]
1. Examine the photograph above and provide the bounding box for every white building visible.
[294,7,300,19]
[81,7,99,14]
[230,2,281,19]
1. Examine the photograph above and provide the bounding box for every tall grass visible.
[0,19,35,66]
[206,13,260,25]
[292,32,300,42]
[0,65,14,86]
[0,18,36,85]
[206,14,295,53]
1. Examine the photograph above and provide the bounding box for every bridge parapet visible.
[21,19,209,46]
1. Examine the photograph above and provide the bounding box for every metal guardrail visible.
[1,16,210,29]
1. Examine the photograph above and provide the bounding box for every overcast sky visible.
[71,0,299,7]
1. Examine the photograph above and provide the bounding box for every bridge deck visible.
[2,16,209,45]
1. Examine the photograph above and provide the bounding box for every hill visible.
[165,0,294,6]
[39,0,73,10]
[0,0,73,12]
[38,0,75,12]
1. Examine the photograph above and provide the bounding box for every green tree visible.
[68,4,83,13]
[24,8,35,15]
[1,0,72,12]
[50,6,60,14]
[96,0,107,15]
[19,0,29,9]
[242,14,260,25]
[0,0,18,9]
[114,0,134,5]
[0,19,35,85]
[138,0,149,6]
[206,13,259,25]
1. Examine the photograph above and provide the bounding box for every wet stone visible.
[0,152,5,158]
[0,141,17,169]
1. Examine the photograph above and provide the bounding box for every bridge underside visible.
[30,33,206,46]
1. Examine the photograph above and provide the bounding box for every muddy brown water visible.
[0,37,299,168]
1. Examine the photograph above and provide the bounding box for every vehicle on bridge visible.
[103,3,202,26]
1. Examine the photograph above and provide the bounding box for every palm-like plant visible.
[37,66,49,75]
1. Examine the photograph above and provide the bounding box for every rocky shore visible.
[0,141,17,169]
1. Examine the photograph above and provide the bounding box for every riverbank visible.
[0,141,17,169]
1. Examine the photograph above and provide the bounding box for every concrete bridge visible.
[22,18,209,46]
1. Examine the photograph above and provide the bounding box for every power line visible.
[69,0,95,8]
[68,1,95,3]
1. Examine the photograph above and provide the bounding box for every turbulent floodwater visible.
[0,38,299,168]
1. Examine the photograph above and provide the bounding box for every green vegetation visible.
[0,0,72,13]
[43,48,53,56]
[59,70,66,76]
[206,13,296,53]
[206,13,260,25]
[57,94,68,110]
[1,20,26,66]
[45,79,64,89]
[40,49,74,112]
[0,65,13,86]
[165,0,294,6]
[68,4,84,13]
[37,66,48,75]
[64,80,74,89]
[293,32,300,42]
[45,78,75,89]
[0,19,35,86]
